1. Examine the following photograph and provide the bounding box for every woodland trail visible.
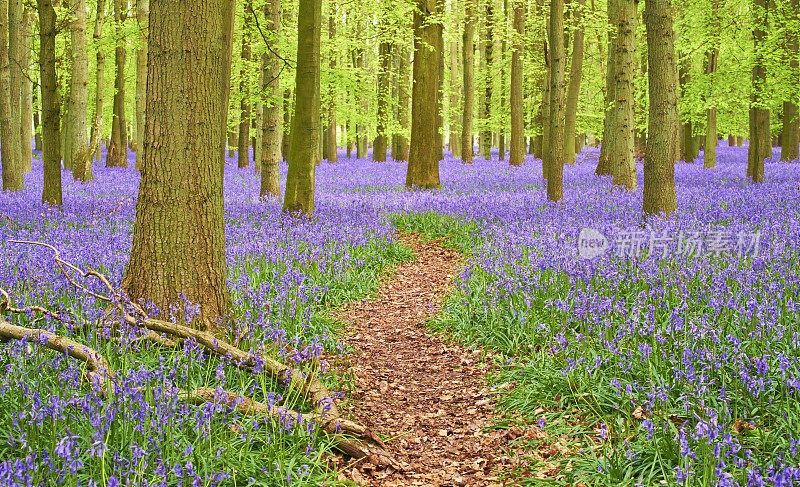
[328,233,531,486]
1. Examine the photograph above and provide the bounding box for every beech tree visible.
[39,0,61,205]
[123,0,234,327]
[69,0,92,181]
[135,0,148,170]
[781,0,799,162]
[563,0,585,165]
[106,0,128,167]
[508,0,525,166]
[461,0,476,163]
[261,0,282,198]
[237,6,253,169]
[546,0,566,201]
[747,0,769,182]
[0,0,22,192]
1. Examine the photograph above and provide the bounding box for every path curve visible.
[329,234,518,486]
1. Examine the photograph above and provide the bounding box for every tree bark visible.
[546,0,566,201]
[461,0,476,163]
[237,6,252,169]
[678,58,697,162]
[122,0,233,328]
[283,0,322,215]
[107,0,128,167]
[449,2,461,160]
[406,0,442,188]
[374,41,391,162]
[498,0,508,161]
[643,0,678,216]
[38,0,61,204]
[1,0,23,191]
[609,0,636,189]
[325,7,338,163]
[541,37,551,177]
[564,0,585,165]
[135,0,148,170]
[509,0,525,166]
[395,47,410,162]
[70,0,92,181]
[747,0,769,182]
[261,0,282,199]
[282,88,292,161]
[595,1,615,177]
[20,9,34,173]
[89,0,107,162]
[220,0,236,163]
[703,0,719,169]
[481,2,494,160]
[8,0,23,178]
[780,0,799,162]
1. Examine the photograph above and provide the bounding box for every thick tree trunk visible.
[8,0,23,179]
[564,0,585,165]
[89,0,106,161]
[135,0,148,170]
[283,0,322,215]
[509,0,525,166]
[70,0,92,181]
[546,0,566,201]
[261,0,282,199]
[747,0,769,182]
[237,6,252,169]
[123,0,233,328]
[481,3,494,160]
[106,0,128,167]
[20,10,34,173]
[395,47,410,162]
[643,0,678,216]
[406,0,442,189]
[780,0,799,162]
[325,7,338,163]
[609,0,636,189]
[461,0,476,163]
[38,0,61,204]
[374,42,391,162]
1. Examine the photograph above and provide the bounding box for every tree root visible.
[1,240,402,468]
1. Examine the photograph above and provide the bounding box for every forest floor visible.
[327,233,544,486]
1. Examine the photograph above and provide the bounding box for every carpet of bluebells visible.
[1,142,799,486]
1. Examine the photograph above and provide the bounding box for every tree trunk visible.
[122,0,233,328]
[283,0,322,215]
[253,70,262,169]
[70,0,92,181]
[261,0,282,199]
[89,0,106,161]
[747,0,769,182]
[8,0,23,179]
[608,0,636,189]
[509,0,525,166]
[220,0,236,164]
[406,0,442,189]
[20,9,34,173]
[498,0,508,161]
[643,0,678,216]
[781,0,799,162]
[546,0,566,201]
[135,0,148,170]
[0,0,21,191]
[282,88,292,160]
[38,0,61,204]
[461,0,476,163]
[33,83,42,152]
[678,58,697,162]
[374,42,391,162]
[396,47,410,162]
[541,37,551,177]
[703,0,719,169]
[595,4,615,177]
[107,0,128,167]
[237,6,252,169]
[325,7,338,163]
[449,4,461,160]
[564,0,585,165]
[481,2,493,160]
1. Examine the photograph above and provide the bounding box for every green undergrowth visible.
[390,211,485,253]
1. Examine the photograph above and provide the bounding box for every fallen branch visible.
[0,317,114,396]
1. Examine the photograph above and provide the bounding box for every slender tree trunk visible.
[396,47,410,162]
[8,0,23,179]
[481,2,494,160]
[461,0,476,163]
[135,0,148,170]
[70,0,92,181]
[643,0,678,216]
[38,0,61,204]
[678,58,697,162]
[122,0,232,328]
[541,38,551,177]
[781,0,799,162]
[325,6,338,163]
[595,3,615,176]
[703,0,719,169]
[747,0,769,182]
[509,0,525,166]
[261,0,282,198]
[609,0,636,189]
[449,1,461,160]
[283,0,322,215]
[237,6,252,169]
[564,0,585,165]
[62,30,73,170]
[546,0,566,201]
[107,0,128,167]
[20,10,34,173]
[498,0,508,161]
[282,88,292,160]
[33,82,42,152]
[374,41,391,161]
[220,0,236,164]
[406,0,442,188]
[89,0,106,161]
[253,70,262,168]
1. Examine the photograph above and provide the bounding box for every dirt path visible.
[328,234,522,486]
